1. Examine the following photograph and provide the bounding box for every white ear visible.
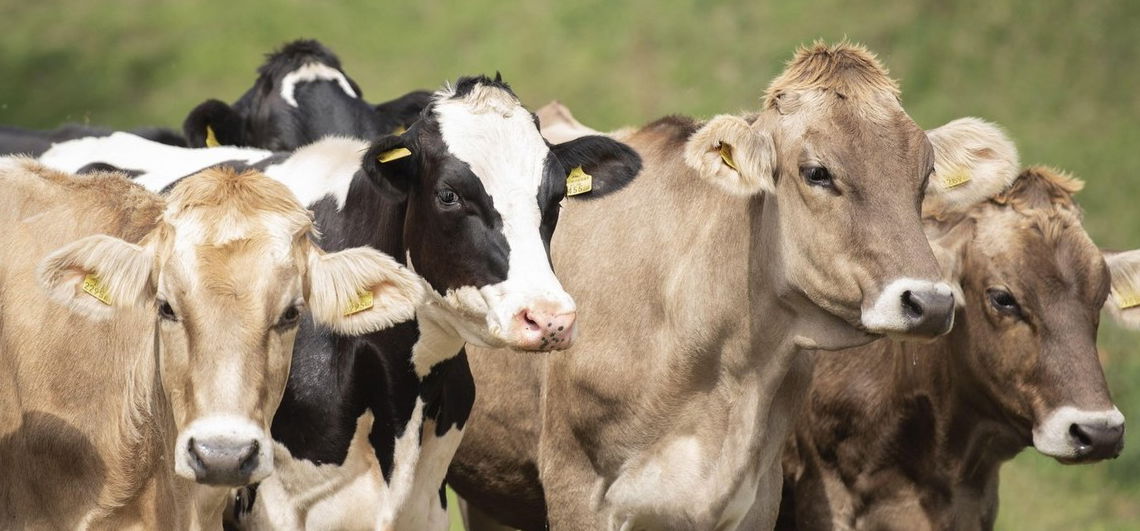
[684,115,775,196]
[537,101,599,144]
[924,117,1020,216]
[38,234,154,320]
[307,246,426,336]
[1104,249,1140,330]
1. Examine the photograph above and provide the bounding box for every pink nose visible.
[514,309,577,351]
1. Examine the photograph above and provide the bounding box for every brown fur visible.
[765,40,900,110]
[780,166,1126,530]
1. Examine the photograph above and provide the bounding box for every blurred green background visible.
[2,0,1137,528]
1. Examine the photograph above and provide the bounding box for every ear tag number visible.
[942,167,972,189]
[377,147,412,163]
[566,166,593,196]
[205,125,221,148]
[344,290,375,316]
[719,143,738,171]
[1118,292,1140,310]
[82,274,112,305]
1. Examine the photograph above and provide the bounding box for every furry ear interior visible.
[924,117,1020,216]
[683,115,776,196]
[38,234,155,320]
[182,99,244,148]
[306,245,426,336]
[1103,249,1140,330]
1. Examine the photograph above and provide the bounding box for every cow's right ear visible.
[182,99,244,148]
[38,234,154,320]
[306,245,426,336]
[1104,249,1140,330]
[924,117,1020,217]
[362,134,418,198]
[684,115,776,196]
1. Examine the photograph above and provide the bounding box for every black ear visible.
[362,134,419,197]
[374,90,433,133]
[550,135,642,199]
[182,99,244,147]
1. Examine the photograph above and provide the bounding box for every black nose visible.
[187,437,260,486]
[1069,422,1125,461]
[900,289,955,337]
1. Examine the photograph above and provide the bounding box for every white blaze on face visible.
[431,85,576,348]
[279,62,358,107]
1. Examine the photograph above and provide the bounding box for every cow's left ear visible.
[182,99,245,148]
[1103,249,1140,330]
[38,234,155,320]
[924,117,1020,217]
[684,115,776,197]
[550,135,641,199]
[306,244,426,336]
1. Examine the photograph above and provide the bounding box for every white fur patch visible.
[1033,406,1124,458]
[1105,249,1140,330]
[860,278,954,334]
[262,136,369,208]
[279,62,359,108]
[923,117,1020,215]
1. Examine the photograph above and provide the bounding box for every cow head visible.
[362,75,640,353]
[926,165,1135,463]
[681,42,1020,345]
[182,39,382,150]
[38,168,424,485]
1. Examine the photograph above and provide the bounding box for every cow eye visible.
[437,189,460,206]
[158,300,178,321]
[277,305,302,328]
[986,288,1022,318]
[801,165,834,188]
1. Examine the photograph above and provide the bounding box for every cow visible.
[446,42,1025,530]
[36,74,642,530]
[182,39,431,150]
[778,165,1140,530]
[0,160,423,529]
[0,123,185,157]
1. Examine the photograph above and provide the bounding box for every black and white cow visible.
[39,75,641,530]
[0,123,185,157]
[183,39,431,150]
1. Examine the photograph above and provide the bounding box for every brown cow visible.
[778,165,1139,530]
[449,42,1021,530]
[0,159,424,529]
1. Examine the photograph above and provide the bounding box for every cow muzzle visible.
[174,416,274,486]
[510,307,577,351]
[860,279,955,338]
[1034,406,1125,463]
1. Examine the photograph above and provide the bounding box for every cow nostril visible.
[901,290,924,319]
[1070,423,1093,447]
[237,440,260,475]
[522,311,542,332]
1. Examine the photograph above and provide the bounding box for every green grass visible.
[2,1,1138,529]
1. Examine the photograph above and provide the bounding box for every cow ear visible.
[1103,249,1140,330]
[182,99,244,148]
[362,134,418,198]
[684,115,775,196]
[306,244,426,336]
[924,118,1020,217]
[550,135,641,199]
[38,234,155,320]
[537,101,599,144]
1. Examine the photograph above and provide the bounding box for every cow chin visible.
[173,415,275,487]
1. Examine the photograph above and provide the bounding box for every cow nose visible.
[513,309,577,351]
[187,436,261,486]
[1069,420,1125,460]
[899,288,955,337]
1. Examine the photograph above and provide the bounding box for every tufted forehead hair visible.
[764,40,901,110]
[993,165,1084,214]
[433,75,525,118]
[257,39,346,84]
[162,167,313,251]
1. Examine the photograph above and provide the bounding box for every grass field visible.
[2,1,1138,528]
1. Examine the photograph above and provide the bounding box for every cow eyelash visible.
[437,189,460,206]
[800,165,835,189]
[157,300,178,321]
[986,288,1023,318]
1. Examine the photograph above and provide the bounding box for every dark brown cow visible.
[780,166,1139,530]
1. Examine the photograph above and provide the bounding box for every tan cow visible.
[0,159,424,529]
[778,166,1139,530]
[449,42,1021,530]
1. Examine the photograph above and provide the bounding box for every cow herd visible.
[0,38,1136,531]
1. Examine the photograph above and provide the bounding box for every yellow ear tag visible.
[1117,291,1140,310]
[205,125,221,148]
[718,143,738,171]
[344,290,375,316]
[566,166,593,196]
[377,147,412,163]
[82,274,112,305]
[942,167,971,189]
